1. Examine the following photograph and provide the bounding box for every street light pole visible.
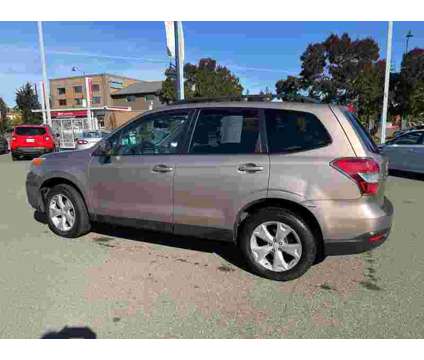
[37,21,51,126]
[380,21,393,145]
[174,21,184,101]
[405,30,413,55]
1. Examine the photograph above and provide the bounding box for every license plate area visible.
[26,138,35,143]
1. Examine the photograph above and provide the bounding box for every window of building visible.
[145,94,156,101]
[73,85,83,94]
[126,95,137,102]
[189,109,261,155]
[92,96,101,104]
[265,109,331,153]
[58,99,67,106]
[57,87,66,95]
[110,81,123,89]
[74,98,83,106]
[92,84,100,92]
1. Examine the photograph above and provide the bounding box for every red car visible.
[10,124,56,160]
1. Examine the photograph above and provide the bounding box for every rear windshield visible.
[15,127,46,136]
[82,131,102,138]
[343,111,379,154]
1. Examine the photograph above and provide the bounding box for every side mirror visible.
[93,140,112,157]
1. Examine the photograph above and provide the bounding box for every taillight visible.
[45,136,50,141]
[12,136,16,141]
[331,157,380,195]
[77,139,88,145]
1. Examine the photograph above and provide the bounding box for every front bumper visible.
[26,171,45,212]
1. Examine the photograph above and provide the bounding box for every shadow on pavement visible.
[389,169,424,181]
[34,210,325,273]
[41,326,97,339]
[91,222,252,273]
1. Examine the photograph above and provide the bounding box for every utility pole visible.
[405,30,413,55]
[174,21,184,101]
[37,21,51,126]
[39,81,47,125]
[380,21,393,144]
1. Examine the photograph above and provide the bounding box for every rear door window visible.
[265,109,331,153]
[15,127,46,136]
[189,108,262,154]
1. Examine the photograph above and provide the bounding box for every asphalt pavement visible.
[0,153,423,338]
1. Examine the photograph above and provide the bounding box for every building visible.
[109,80,163,128]
[49,73,140,128]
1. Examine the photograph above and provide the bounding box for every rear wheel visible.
[45,184,91,238]
[239,207,317,281]
[11,152,18,161]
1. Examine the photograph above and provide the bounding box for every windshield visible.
[81,131,103,139]
[15,127,46,136]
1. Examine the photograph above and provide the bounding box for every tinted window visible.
[110,111,190,156]
[391,132,423,145]
[265,109,331,153]
[190,109,261,154]
[15,127,46,136]
[343,111,379,153]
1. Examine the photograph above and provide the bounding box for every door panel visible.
[88,155,177,230]
[173,154,269,232]
[173,108,269,236]
[88,110,192,230]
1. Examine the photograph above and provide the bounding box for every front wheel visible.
[239,207,317,281]
[45,184,91,238]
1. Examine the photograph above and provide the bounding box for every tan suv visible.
[26,101,393,281]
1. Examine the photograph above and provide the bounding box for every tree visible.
[0,97,8,133]
[396,48,424,120]
[160,58,243,103]
[15,82,42,124]
[275,76,302,100]
[276,33,381,105]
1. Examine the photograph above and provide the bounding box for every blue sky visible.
[1,21,423,106]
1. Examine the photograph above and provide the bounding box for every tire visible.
[239,207,317,281]
[11,152,18,161]
[45,184,91,238]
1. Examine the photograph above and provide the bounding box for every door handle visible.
[152,164,173,173]
[238,163,264,173]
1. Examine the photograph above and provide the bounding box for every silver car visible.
[381,130,424,174]
[26,101,393,281]
[75,130,110,150]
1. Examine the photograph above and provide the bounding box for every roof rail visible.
[170,94,321,105]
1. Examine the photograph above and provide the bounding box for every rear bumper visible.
[323,197,394,256]
[324,228,391,255]
[12,147,54,157]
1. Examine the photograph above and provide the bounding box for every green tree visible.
[15,82,42,124]
[275,33,381,105]
[275,76,302,100]
[160,58,243,103]
[396,48,424,120]
[0,97,8,133]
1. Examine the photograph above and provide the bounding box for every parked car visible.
[0,133,8,154]
[11,125,56,160]
[75,130,110,150]
[26,102,393,281]
[380,129,424,174]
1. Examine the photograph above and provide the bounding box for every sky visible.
[0,21,423,106]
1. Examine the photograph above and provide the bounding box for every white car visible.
[75,130,110,150]
[380,130,424,174]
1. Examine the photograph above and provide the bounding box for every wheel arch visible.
[39,176,88,213]
[234,198,324,259]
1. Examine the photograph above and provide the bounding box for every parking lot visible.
[0,153,423,338]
